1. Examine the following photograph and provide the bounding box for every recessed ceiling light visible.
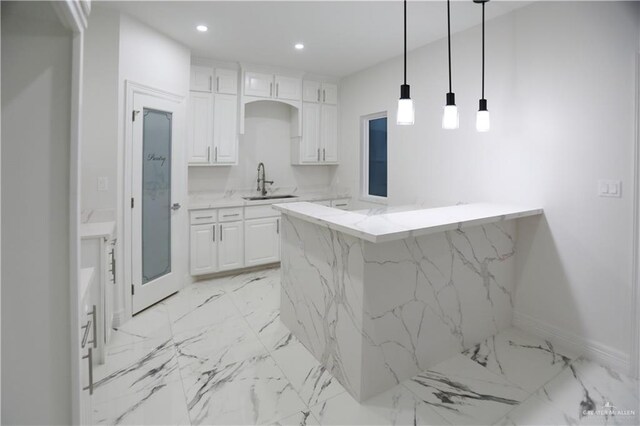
[196,25,208,32]
[294,43,305,50]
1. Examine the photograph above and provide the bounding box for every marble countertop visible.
[189,188,351,210]
[80,221,116,240]
[272,202,543,243]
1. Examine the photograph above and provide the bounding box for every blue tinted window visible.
[368,117,387,197]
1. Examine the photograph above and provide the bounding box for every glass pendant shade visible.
[476,109,490,132]
[442,105,459,129]
[397,98,415,125]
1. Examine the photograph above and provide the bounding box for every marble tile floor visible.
[93,267,639,425]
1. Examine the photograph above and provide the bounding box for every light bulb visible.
[397,98,415,125]
[476,109,490,132]
[442,105,459,129]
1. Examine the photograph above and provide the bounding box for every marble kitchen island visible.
[272,202,543,402]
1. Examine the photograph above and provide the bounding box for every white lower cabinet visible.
[190,200,347,276]
[190,223,218,275]
[244,217,280,267]
[219,221,244,271]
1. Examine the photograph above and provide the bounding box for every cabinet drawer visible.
[219,207,243,222]
[190,209,217,225]
[331,199,350,210]
[245,204,280,219]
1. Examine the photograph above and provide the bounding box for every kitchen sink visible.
[243,194,298,201]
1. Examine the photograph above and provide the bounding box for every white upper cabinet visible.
[243,70,302,101]
[293,81,339,165]
[275,75,301,101]
[244,72,273,98]
[188,65,240,166]
[300,102,321,163]
[303,81,337,105]
[215,68,238,95]
[190,65,213,92]
[321,104,338,163]
[303,80,321,103]
[188,92,213,164]
[322,83,338,105]
[213,93,238,164]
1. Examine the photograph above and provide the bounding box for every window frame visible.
[360,111,388,204]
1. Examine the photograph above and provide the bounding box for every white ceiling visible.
[100,1,531,77]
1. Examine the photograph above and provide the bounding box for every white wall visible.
[336,1,639,370]
[1,2,72,423]
[189,100,335,193]
[81,7,119,218]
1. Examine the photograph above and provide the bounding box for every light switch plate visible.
[598,179,622,198]
[98,177,109,192]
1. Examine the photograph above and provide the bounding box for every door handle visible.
[277,219,280,234]
[215,147,218,162]
[323,89,326,103]
[171,203,181,211]
[220,224,223,241]
[209,76,212,92]
[83,348,93,395]
[276,83,279,98]
[323,148,326,161]
[216,76,220,92]
[213,224,216,241]
[317,89,320,102]
[317,148,320,162]
[85,305,97,349]
[270,82,273,97]
[207,146,211,163]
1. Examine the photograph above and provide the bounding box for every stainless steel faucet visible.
[256,162,274,196]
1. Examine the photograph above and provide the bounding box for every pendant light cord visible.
[482,1,485,99]
[447,0,452,93]
[404,0,407,85]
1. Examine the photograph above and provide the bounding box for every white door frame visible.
[123,81,184,318]
[632,52,640,380]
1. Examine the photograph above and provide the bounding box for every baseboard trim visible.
[513,311,630,374]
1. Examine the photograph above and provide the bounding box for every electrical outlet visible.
[97,177,109,192]
[598,180,622,198]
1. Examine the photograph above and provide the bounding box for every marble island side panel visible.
[279,214,517,401]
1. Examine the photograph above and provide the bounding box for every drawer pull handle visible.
[81,319,92,348]
[89,305,97,349]
[335,204,347,207]
[83,348,93,395]
[223,213,240,217]
[196,216,213,220]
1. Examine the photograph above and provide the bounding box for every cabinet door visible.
[275,75,301,101]
[219,221,244,271]
[322,83,338,105]
[213,94,238,164]
[188,92,213,164]
[190,224,217,275]
[321,104,338,163]
[215,68,238,95]
[301,102,321,163]
[244,217,280,266]
[244,72,273,98]
[302,80,321,103]
[190,65,213,92]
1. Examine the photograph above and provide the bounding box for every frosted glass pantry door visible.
[131,93,182,314]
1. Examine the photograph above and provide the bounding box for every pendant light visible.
[442,0,458,129]
[397,0,415,125]
[474,0,490,132]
